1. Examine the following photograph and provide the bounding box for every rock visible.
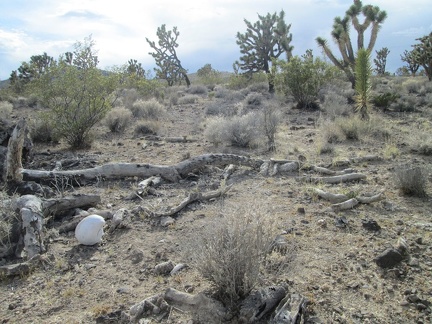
[362,219,381,231]
[170,263,188,276]
[160,216,175,227]
[154,260,174,275]
[335,216,348,228]
[375,248,404,268]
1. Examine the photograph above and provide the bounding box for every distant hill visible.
[0,79,9,89]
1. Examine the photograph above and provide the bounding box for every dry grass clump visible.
[104,107,133,133]
[134,120,160,136]
[188,204,280,308]
[205,100,238,117]
[204,112,263,148]
[243,82,269,94]
[214,87,245,102]
[178,94,201,105]
[0,101,13,119]
[389,95,417,112]
[320,92,351,120]
[0,192,17,256]
[394,165,428,197]
[187,85,208,95]
[30,117,60,143]
[130,98,166,119]
[116,88,140,109]
[244,92,265,109]
[402,78,423,94]
[408,124,432,156]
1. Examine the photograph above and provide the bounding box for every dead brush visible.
[187,204,291,310]
[394,165,428,197]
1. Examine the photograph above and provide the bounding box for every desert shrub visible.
[321,92,351,120]
[419,82,432,96]
[189,204,277,308]
[276,54,336,109]
[104,107,133,133]
[130,98,166,119]
[205,112,263,148]
[402,78,423,94]
[319,119,345,143]
[226,72,267,90]
[244,92,264,108]
[134,120,160,136]
[244,82,269,94]
[30,116,60,143]
[261,102,282,151]
[187,85,208,95]
[11,97,27,109]
[0,101,13,119]
[371,92,399,110]
[117,88,140,109]
[394,166,427,197]
[214,87,245,102]
[409,126,432,155]
[336,117,364,140]
[389,95,417,112]
[0,192,17,255]
[177,94,200,105]
[205,100,238,117]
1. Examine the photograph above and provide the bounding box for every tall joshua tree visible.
[373,47,390,75]
[235,10,293,93]
[412,32,432,81]
[146,25,190,87]
[316,0,387,88]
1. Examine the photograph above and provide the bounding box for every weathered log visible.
[271,293,308,324]
[332,198,359,212]
[146,184,233,218]
[239,285,287,322]
[312,166,355,176]
[145,135,198,143]
[357,192,385,204]
[43,194,101,217]
[313,188,349,204]
[13,195,44,259]
[22,154,264,184]
[0,254,43,277]
[302,173,366,184]
[4,118,26,183]
[129,293,168,322]
[349,155,382,163]
[164,288,226,323]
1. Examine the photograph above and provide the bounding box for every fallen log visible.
[331,198,359,212]
[22,154,264,184]
[313,188,349,204]
[357,192,385,204]
[301,173,366,184]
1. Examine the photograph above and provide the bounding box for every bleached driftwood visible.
[164,288,226,323]
[22,154,264,183]
[313,188,349,204]
[302,173,366,184]
[239,285,287,322]
[4,118,26,183]
[331,198,359,212]
[357,192,385,204]
[43,194,101,217]
[129,293,169,322]
[271,293,308,324]
[312,166,355,176]
[144,184,233,218]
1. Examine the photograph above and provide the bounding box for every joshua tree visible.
[411,32,432,81]
[316,0,387,88]
[146,25,190,87]
[235,10,293,93]
[400,50,420,76]
[373,47,390,75]
[355,48,373,120]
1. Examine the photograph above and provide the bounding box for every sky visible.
[0,0,431,81]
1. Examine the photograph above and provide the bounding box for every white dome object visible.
[75,215,106,245]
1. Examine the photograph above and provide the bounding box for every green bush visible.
[372,92,399,110]
[104,107,133,133]
[276,53,336,109]
[130,98,166,119]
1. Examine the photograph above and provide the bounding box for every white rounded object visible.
[75,215,106,245]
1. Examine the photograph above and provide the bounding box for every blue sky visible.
[0,0,431,80]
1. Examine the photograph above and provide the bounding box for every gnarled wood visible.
[313,188,349,204]
[43,194,101,217]
[4,118,26,183]
[332,198,359,212]
[303,173,366,184]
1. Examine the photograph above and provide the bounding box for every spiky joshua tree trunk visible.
[355,48,373,120]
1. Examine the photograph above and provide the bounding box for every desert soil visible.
[1,91,432,324]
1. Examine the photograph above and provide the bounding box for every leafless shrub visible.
[321,92,351,120]
[204,112,263,148]
[261,102,282,151]
[134,120,160,136]
[178,94,201,105]
[104,107,133,133]
[409,126,432,156]
[0,192,18,257]
[244,82,269,94]
[244,92,265,109]
[188,204,280,308]
[204,100,238,117]
[319,119,344,144]
[395,165,427,197]
[130,98,166,119]
[214,87,245,102]
[116,88,140,109]
[0,101,13,119]
[187,85,208,95]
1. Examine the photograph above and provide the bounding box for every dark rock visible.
[362,219,381,231]
[335,216,348,228]
[375,248,404,268]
